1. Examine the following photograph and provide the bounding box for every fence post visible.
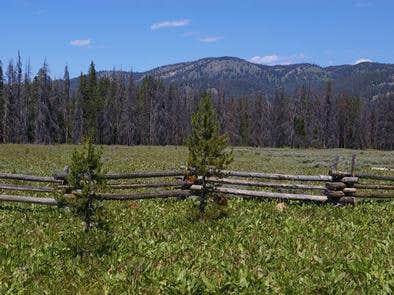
[326,156,357,206]
[326,156,342,204]
[336,154,357,205]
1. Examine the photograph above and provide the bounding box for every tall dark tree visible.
[81,62,100,140]
[119,72,137,145]
[35,62,57,144]
[137,76,155,144]
[63,65,72,143]
[250,94,270,147]
[271,89,291,147]
[73,73,85,144]
[0,61,4,143]
[150,80,167,145]
[4,61,17,143]
[237,97,251,146]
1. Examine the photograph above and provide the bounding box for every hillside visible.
[71,57,394,98]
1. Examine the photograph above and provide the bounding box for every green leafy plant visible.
[187,93,233,213]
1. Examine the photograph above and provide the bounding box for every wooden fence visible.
[1,158,393,207]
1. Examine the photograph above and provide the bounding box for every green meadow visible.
[0,145,393,294]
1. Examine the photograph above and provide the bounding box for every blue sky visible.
[1,0,393,77]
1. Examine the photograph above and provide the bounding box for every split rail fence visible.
[0,158,393,207]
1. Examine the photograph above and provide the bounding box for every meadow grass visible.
[0,145,393,294]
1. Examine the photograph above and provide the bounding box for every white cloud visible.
[198,36,223,43]
[249,53,308,65]
[250,55,279,65]
[354,1,372,8]
[150,19,190,30]
[355,58,372,64]
[70,39,91,47]
[33,9,46,15]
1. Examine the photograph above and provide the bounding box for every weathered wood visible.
[338,196,356,205]
[105,171,185,180]
[55,170,185,181]
[354,184,394,190]
[189,185,327,202]
[0,184,53,193]
[218,170,332,182]
[0,194,58,205]
[325,182,346,191]
[108,181,184,189]
[343,188,357,194]
[0,173,62,183]
[96,190,191,201]
[354,192,394,199]
[325,190,345,198]
[342,177,359,184]
[207,177,325,191]
[331,171,394,181]
[357,173,394,181]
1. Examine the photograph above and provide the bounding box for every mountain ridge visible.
[72,56,394,98]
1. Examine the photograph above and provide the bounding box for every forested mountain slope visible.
[70,57,394,98]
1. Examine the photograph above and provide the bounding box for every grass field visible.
[0,145,393,294]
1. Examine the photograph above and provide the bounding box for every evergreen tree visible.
[137,76,156,144]
[272,89,291,147]
[119,72,137,145]
[238,97,251,146]
[81,62,100,140]
[0,61,4,142]
[187,93,233,175]
[73,73,85,144]
[63,65,72,143]
[35,62,57,144]
[15,52,26,143]
[187,93,233,212]
[4,61,16,143]
[250,94,270,147]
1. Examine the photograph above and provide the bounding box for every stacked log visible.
[325,174,357,205]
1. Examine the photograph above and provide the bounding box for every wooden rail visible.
[331,171,394,181]
[96,190,191,201]
[219,170,332,182]
[0,194,58,206]
[206,177,325,191]
[54,170,185,181]
[0,172,62,183]
[0,183,53,193]
[189,185,327,202]
[108,181,184,189]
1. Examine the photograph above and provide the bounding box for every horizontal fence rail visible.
[0,183,53,193]
[331,171,394,181]
[0,194,58,206]
[190,185,328,202]
[96,190,191,201]
[206,177,325,191]
[54,170,185,181]
[0,172,62,183]
[107,181,184,189]
[220,170,332,182]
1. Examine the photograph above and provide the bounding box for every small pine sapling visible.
[186,93,233,213]
[59,138,106,231]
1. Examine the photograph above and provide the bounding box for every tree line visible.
[0,54,392,149]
